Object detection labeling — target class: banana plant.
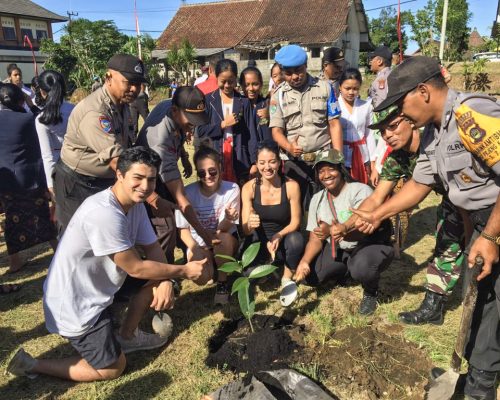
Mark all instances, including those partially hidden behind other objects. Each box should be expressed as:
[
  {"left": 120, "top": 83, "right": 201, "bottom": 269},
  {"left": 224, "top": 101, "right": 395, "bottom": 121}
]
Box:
[{"left": 217, "top": 242, "right": 277, "bottom": 332}]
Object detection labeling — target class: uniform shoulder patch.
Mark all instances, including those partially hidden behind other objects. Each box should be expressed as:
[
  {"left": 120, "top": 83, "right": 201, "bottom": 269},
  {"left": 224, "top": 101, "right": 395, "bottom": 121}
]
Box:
[
  {"left": 99, "top": 116, "right": 113, "bottom": 133},
  {"left": 455, "top": 103, "right": 500, "bottom": 168}
]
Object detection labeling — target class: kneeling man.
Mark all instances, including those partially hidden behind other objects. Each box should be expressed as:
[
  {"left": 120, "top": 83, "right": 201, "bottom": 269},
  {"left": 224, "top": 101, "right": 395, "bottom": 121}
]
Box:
[{"left": 7, "top": 147, "right": 208, "bottom": 382}]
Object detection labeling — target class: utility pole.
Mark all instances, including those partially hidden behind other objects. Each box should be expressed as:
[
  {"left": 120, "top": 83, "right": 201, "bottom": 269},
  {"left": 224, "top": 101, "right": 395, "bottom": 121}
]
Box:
[
  {"left": 438, "top": 0, "right": 449, "bottom": 61},
  {"left": 66, "top": 11, "right": 78, "bottom": 49}
]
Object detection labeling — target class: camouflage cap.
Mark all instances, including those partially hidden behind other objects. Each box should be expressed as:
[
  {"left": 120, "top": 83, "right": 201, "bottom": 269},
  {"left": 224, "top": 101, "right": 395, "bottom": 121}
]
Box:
[
  {"left": 368, "top": 105, "right": 400, "bottom": 130},
  {"left": 313, "top": 148, "right": 345, "bottom": 169}
]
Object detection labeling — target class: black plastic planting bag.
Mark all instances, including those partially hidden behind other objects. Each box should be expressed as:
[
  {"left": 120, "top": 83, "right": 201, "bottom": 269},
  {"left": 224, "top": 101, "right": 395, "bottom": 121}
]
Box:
[{"left": 208, "top": 369, "right": 337, "bottom": 400}]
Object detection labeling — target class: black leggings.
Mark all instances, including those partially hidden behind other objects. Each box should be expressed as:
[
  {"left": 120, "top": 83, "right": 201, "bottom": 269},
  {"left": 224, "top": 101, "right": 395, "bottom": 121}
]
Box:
[
  {"left": 244, "top": 231, "right": 305, "bottom": 274},
  {"left": 306, "top": 240, "right": 394, "bottom": 295}
]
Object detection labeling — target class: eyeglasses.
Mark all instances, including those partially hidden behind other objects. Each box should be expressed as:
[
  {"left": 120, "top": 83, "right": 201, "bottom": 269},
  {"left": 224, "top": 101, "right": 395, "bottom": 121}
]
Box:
[
  {"left": 382, "top": 118, "right": 404, "bottom": 133},
  {"left": 197, "top": 168, "right": 218, "bottom": 179}
]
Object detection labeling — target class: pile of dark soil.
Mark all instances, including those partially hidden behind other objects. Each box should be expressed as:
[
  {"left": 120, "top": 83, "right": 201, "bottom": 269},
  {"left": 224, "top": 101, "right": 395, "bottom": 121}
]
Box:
[
  {"left": 293, "top": 325, "right": 432, "bottom": 399},
  {"left": 206, "top": 314, "right": 302, "bottom": 374}
]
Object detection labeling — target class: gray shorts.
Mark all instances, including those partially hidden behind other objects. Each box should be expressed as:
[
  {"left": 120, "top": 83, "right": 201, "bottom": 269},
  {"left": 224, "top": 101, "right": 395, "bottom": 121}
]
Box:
[{"left": 66, "top": 309, "right": 121, "bottom": 370}]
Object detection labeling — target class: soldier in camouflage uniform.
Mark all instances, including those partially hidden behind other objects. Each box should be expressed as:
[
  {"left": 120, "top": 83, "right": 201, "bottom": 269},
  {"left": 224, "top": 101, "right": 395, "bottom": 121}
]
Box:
[{"left": 341, "top": 105, "right": 465, "bottom": 325}]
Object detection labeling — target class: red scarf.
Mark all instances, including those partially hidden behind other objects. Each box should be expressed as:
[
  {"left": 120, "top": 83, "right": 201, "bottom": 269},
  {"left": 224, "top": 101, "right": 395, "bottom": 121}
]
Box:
[
  {"left": 222, "top": 136, "right": 237, "bottom": 182},
  {"left": 346, "top": 137, "right": 368, "bottom": 183}
]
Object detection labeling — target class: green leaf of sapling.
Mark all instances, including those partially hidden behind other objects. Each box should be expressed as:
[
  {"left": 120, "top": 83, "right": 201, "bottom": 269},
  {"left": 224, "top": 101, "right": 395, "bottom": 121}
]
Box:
[
  {"left": 242, "top": 242, "right": 261, "bottom": 268},
  {"left": 248, "top": 264, "right": 278, "bottom": 279}
]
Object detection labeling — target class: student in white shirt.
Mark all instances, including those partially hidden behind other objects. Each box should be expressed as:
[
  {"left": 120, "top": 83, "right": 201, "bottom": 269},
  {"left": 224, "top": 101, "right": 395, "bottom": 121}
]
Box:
[
  {"left": 7, "top": 147, "right": 208, "bottom": 382},
  {"left": 176, "top": 144, "right": 240, "bottom": 304},
  {"left": 338, "top": 68, "right": 377, "bottom": 184},
  {"left": 35, "top": 70, "right": 75, "bottom": 198}
]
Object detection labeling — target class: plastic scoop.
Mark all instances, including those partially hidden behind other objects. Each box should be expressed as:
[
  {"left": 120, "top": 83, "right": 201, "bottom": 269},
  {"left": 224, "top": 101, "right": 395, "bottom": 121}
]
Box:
[{"left": 279, "top": 280, "right": 298, "bottom": 307}]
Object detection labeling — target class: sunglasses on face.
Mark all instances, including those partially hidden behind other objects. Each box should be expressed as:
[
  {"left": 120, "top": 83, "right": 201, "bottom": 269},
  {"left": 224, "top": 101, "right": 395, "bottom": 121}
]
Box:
[{"left": 197, "top": 168, "right": 218, "bottom": 179}]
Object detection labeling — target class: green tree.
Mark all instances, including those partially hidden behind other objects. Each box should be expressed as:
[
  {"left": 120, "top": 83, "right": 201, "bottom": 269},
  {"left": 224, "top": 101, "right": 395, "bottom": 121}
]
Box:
[
  {"left": 165, "top": 38, "right": 196, "bottom": 85},
  {"left": 41, "top": 19, "right": 128, "bottom": 89},
  {"left": 369, "top": 7, "right": 410, "bottom": 54},
  {"left": 434, "top": 0, "right": 471, "bottom": 60},
  {"left": 121, "top": 34, "right": 163, "bottom": 88},
  {"left": 407, "top": 0, "right": 439, "bottom": 57}
]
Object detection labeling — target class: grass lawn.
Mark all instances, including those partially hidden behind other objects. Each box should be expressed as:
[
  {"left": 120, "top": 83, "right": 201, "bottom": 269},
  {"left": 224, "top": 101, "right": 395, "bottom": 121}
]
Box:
[{"left": 0, "top": 143, "right": 470, "bottom": 399}]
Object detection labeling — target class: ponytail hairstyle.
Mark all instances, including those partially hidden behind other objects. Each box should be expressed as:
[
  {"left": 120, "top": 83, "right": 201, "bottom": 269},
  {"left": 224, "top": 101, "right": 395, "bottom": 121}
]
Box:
[
  {"left": 37, "top": 70, "right": 66, "bottom": 125},
  {"left": 0, "top": 83, "right": 26, "bottom": 113},
  {"left": 255, "top": 139, "right": 284, "bottom": 185}
]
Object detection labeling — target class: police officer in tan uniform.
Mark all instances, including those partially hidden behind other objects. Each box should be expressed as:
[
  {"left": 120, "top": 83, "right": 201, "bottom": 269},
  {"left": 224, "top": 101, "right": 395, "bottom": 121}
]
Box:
[
  {"left": 352, "top": 56, "right": 500, "bottom": 400},
  {"left": 269, "top": 44, "right": 343, "bottom": 208},
  {"left": 319, "top": 46, "right": 346, "bottom": 97},
  {"left": 54, "top": 54, "right": 146, "bottom": 233},
  {"left": 367, "top": 46, "right": 392, "bottom": 108}
]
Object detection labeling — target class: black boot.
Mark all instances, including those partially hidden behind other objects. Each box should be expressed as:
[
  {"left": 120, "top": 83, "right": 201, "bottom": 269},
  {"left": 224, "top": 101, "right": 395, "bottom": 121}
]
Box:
[
  {"left": 464, "top": 366, "right": 497, "bottom": 400},
  {"left": 398, "top": 290, "right": 445, "bottom": 325}
]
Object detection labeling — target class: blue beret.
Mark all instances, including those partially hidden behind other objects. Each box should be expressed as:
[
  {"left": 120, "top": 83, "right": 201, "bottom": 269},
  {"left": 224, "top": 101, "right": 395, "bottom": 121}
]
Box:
[{"left": 275, "top": 45, "right": 307, "bottom": 68}]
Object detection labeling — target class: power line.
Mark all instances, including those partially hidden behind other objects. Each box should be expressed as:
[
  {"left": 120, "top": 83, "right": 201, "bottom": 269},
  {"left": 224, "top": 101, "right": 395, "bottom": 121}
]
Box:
[{"left": 365, "top": 0, "right": 417, "bottom": 12}]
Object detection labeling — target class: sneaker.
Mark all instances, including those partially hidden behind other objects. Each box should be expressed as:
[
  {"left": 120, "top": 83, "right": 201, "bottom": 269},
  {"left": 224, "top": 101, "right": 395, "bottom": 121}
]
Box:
[
  {"left": 6, "top": 348, "right": 38, "bottom": 379},
  {"left": 213, "top": 282, "right": 230, "bottom": 305},
  {"left": 359, "top": 293, "right": 378, "bottom": 315},
  {"left": 116, "top": 328, "right": 169, "bottom": 354}
]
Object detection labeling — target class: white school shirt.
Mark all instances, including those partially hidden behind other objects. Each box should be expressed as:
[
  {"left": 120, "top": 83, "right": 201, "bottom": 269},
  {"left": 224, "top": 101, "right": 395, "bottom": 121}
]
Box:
[
  {"left": 43, "top": 189, "right": 157, "bottom": 337},
  {"left": 35, "top": 101, "right": 75, "bottom": 188},
  {"left": 339, "top": 96, "right": 377, "bottom": 168}
]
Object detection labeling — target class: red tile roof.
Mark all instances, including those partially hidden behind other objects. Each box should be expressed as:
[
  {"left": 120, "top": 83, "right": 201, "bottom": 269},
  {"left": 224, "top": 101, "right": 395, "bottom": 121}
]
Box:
[
  {"left": 157, "top": 0, "right": 268, "bottom": 50},
  {"left": 157, "top": 0, "right": 351, "bottom": 50}
]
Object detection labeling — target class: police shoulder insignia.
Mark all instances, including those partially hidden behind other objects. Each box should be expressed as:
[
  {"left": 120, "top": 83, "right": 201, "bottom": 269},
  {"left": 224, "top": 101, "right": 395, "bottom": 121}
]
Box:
[
  {"left": 99, "top": 116, "right": 112, "bottom": 133},
  {"left": 455, "top": 103, "right": 500, "bottom": 168}
]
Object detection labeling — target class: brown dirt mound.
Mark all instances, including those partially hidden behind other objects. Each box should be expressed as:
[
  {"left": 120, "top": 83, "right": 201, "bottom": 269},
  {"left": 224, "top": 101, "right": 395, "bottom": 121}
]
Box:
[
  {"left": 206, "top": 314, "right": 301, "bottom": 374},
  {"left": 294, "top": 326, "right": 432, "bottom": 399}
]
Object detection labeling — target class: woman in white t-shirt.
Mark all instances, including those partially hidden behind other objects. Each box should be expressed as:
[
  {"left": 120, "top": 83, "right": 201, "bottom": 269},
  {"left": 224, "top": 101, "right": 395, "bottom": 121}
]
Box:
[
  {"left": 338, "top": 68, "right": 377, "bottom": 184},
  {"left": 175, "top": 144, "right": 240, "bottom": 305}
]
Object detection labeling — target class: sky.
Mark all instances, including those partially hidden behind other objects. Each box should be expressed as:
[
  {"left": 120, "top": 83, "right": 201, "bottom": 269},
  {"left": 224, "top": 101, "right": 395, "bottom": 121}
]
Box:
[{"left": 35, "top": 0, "right": 498, "bottom": 52}]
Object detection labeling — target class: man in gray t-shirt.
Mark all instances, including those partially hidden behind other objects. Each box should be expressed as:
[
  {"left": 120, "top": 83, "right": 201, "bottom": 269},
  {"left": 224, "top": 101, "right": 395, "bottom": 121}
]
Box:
[{"left": 294, "top": 149, "right": 394, "bottom": 316}]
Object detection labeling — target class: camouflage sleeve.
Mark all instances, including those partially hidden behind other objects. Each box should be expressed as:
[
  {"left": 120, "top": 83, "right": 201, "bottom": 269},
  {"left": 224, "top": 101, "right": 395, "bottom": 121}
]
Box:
[{"left": 379, "top": 153, "right": 405, "bottom": 182}]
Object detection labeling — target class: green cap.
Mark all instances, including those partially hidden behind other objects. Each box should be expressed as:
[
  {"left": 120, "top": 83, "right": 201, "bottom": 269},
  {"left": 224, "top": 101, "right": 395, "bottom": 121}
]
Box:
[
  {"left": 368, "top": 105, "right": 399, "bottom": 130},
  {"left": 313, "top": 148, "right": 345, "bottom": 169}
]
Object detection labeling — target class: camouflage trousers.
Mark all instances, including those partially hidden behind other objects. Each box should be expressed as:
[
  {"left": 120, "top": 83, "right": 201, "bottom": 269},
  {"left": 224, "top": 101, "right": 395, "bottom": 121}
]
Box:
[{"left": 425, "top": 195, "right": 465, "bottom": 295}]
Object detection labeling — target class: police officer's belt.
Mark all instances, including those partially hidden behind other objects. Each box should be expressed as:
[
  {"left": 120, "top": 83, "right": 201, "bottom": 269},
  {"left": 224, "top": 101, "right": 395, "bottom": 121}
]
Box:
[{"left": 58, "top": 160, "right": 115, "bottom": 187}]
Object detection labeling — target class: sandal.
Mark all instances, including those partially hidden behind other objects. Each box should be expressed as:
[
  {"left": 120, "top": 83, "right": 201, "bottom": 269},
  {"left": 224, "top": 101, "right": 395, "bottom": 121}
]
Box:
[{"left": 0, "top": 283, "right": 22, "bottom": 294}]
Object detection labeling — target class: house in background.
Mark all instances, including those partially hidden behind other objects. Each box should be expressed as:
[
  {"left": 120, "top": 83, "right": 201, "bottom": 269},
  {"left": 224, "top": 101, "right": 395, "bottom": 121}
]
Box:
[
  {"left": 0, "top": 0, "right": 66, "bottom": 82},
  {"left": 154, "top": 0, "right": 371, "bottom": 81}
]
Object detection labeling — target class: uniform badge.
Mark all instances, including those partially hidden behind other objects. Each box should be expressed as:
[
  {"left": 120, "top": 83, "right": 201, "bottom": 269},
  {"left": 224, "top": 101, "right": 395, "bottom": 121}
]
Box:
[
  {"left": 99, "top": 116, "right": 112, "bottom": 133},
  {"left": 460, "top": 172, "right": 472, "bottom": 183},
  {"left": 378, "top": 79, "right": 386, "bottom": 90},
  {"left": 270, "top": 105, "right": 277, "bottom": 114}
]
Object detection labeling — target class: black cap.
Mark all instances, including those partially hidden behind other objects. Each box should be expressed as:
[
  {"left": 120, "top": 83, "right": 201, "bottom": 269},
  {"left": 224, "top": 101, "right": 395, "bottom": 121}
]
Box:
[
  {"left": 172, "top": 86, "right": 210, "bottom": 126},
  {"left": 107, "top": 53, "right": 148, "bottom": 83},
  {"left": 322, "top": 47, "right": 345, "bottom": 63},
  {"left": 374, "top": 56, "right": 442, "bottom": 112},
  {"left": 369, "top": 46, "right": 392, "bottom": 63}
]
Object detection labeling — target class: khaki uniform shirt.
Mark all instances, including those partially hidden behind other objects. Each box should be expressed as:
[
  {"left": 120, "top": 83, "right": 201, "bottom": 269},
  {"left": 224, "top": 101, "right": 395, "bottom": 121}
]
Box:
[
  {"left": 412, "top": 89, "right": 500, "bottom": 211},
  {"left": 368, "top": 67, "right": 391, "bottom": 108},
  {"left": 269, "top": 74, "right": 341, "bottom": 154},
  {"left": 61, "top": 87, "right": 134, "bottom": 179}
]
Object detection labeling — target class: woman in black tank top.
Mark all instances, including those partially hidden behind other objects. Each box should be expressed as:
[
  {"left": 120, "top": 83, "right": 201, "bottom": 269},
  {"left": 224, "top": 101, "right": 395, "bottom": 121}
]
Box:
[{"left": 241, "top": 140, "right": 305, "bottom": 297}]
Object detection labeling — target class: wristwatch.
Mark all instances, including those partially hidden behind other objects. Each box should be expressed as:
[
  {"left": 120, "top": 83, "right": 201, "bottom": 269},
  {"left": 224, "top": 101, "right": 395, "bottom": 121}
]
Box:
[{"left": 480, "top": 231, "right": 500, "bottom": 245}]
